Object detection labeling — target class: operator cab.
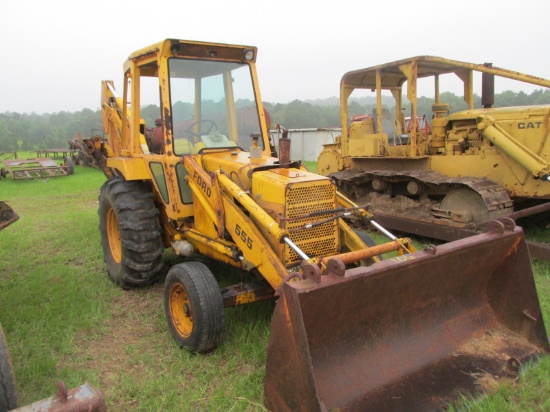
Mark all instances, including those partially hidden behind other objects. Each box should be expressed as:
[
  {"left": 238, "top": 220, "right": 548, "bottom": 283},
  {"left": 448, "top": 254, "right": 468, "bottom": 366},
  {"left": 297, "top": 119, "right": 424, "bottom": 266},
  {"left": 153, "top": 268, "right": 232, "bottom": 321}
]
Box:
[{"left": 168, "top": 59, "right": 263, "bottom": 155}]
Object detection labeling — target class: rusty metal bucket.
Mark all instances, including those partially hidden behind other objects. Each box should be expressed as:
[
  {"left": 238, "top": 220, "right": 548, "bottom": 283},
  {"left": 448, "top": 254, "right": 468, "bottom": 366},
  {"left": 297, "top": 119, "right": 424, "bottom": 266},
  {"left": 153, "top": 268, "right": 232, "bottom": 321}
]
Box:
[
  {"left": 0, "top": 201, "right": 19, "bottom": 231},
  {"left": 264, "top": 220, "right": 549, "bottom": 411},
  {"left": 12, "top": 382, "right": 107, "bottom": 412}
]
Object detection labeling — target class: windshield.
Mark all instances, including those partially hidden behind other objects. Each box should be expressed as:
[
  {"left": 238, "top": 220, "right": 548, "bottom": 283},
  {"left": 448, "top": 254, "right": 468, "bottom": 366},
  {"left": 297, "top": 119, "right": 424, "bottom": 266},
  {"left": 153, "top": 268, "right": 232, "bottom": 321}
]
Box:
[{"left": 169, "top": 58, "right": 262, "bottom": 155}]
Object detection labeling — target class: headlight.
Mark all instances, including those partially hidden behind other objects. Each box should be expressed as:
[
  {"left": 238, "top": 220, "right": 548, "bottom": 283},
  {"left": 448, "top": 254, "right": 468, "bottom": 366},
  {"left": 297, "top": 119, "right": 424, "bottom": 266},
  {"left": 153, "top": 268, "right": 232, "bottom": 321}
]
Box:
[{"left": 244, "top": 49, "right": 254, "bottom": 61}]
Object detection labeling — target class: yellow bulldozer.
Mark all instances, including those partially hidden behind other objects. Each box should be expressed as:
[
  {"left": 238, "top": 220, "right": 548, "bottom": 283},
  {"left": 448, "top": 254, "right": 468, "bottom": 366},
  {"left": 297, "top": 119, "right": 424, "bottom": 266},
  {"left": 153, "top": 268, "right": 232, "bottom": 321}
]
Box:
[
  {"left": 97, "top": 41, "right": 548, "bottom": 410},
  {"left": 318, "top": 56, "right": 550, "bottom": 258}
]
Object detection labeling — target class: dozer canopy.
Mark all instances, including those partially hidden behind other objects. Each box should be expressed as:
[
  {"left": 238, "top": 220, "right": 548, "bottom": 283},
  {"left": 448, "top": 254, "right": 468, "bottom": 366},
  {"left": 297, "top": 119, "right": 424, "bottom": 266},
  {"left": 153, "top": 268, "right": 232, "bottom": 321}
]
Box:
[{"left": 265, "top": 219, "right": 548, "bottom": 411}]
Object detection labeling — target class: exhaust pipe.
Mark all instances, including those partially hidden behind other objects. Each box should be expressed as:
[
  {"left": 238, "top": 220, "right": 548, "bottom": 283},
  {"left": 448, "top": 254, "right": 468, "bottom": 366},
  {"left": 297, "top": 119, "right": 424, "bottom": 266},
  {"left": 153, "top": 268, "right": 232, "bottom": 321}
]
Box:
[{"left": 276, "top": 125, "right": 291, "bottom": 167}]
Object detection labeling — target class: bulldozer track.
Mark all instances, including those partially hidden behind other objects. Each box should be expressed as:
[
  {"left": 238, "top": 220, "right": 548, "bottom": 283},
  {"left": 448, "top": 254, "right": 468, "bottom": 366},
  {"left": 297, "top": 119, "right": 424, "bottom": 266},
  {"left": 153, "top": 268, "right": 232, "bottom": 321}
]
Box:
[
  {"left": 330, "top": 169, "right": 550, "bottom": 260},
  {"left": 331, "top": 169, "right": 514, "bottom": 221}
]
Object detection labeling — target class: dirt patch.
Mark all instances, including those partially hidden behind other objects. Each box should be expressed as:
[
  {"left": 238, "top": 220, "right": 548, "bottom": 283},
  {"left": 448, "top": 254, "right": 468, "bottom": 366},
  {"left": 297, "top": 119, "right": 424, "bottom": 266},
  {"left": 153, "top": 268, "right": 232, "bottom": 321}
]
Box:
[
  {"left": 59, "top": 282, "right": 168, "bottom": 410},
  {"left": 358, "top": 192, "right": 437, "bottom": 221}
]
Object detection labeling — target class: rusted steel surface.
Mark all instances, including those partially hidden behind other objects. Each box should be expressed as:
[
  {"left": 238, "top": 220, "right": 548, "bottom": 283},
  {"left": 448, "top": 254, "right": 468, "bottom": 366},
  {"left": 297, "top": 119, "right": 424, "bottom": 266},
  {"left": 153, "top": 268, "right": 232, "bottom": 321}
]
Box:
[
  {"left": 0, "top": 201, "right": 19, "bottom": 231},
  {"left": 36, "top": 149, "right": 77, "bottom": 160},
  {"left": 331, "top": 169, "right": 513, "bottom": 214},
  {"left": 319, "top": 240, "right": 401, "bottom": 266},
  {"left": 507, "top": 201, "right": 550, "bottom": 220},
  {"left": 3, "top": 158, "right": 71, "bottom": 180},
  {"left": 374, "top": 209, "right": 550, "bottom": 261},
  {"left": 12, "top": 382, "right": 107, "bottom": 412},
  {"left": 265, "top": 222, "right": 549, "bottom": 411},
  {"left": 221, "top": 281, "right": 275, "bottom": 307},
  {"left": 373, "top": 212, "right": 464, "bottom": 241},
  {"left": 525, "top": 240, "right": 550, "bottom": 260},
  {"left": 70, "top": 134, "right": 104, "bottom": 168}
]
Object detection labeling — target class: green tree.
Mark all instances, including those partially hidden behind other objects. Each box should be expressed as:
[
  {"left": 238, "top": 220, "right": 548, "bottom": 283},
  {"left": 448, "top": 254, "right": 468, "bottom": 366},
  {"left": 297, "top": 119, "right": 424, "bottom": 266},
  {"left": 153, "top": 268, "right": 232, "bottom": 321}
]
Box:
[
  {"left": 0, "top": 118, "right": 17, "bottom": 151},
  {"left": 2, "top": 87, "right": 550, "bottom": 148}
]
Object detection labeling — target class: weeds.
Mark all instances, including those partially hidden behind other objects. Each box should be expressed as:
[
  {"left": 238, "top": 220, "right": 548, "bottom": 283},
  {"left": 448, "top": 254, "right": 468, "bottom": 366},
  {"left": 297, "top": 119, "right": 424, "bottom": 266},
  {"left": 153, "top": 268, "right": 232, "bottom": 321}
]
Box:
[{"left": 1, "top": 164, "right": 548, "bottom": 411}]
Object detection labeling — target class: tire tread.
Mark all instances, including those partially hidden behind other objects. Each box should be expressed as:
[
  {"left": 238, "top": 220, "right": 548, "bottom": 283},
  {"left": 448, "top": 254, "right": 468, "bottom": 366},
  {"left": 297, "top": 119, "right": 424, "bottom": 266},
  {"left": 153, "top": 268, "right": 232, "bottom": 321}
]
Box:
[{"left": 99, "top": 177, "right": 164, "bottom": 288}]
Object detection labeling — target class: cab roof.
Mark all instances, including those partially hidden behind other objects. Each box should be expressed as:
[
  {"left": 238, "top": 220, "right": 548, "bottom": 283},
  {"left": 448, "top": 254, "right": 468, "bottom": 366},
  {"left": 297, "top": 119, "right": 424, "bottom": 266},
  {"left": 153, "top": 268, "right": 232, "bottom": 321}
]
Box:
[{"left": 341, "top": 56, "right": 550, "bottom": 90}]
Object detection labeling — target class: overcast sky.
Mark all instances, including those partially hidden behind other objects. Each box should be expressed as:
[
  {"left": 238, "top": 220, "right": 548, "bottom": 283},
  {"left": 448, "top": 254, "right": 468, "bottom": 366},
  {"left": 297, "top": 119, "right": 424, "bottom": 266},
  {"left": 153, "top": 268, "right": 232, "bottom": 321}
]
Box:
[{"left": 1, "top": 0, "right": 549, "bottom": 114}]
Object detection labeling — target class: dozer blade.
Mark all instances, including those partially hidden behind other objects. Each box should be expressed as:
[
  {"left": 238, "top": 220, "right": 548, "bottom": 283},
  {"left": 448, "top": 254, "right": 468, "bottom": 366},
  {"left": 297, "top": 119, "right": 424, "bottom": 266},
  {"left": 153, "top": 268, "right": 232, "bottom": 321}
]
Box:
[{"left": 265, "top": 220, "right": 549, "bottom": 411}]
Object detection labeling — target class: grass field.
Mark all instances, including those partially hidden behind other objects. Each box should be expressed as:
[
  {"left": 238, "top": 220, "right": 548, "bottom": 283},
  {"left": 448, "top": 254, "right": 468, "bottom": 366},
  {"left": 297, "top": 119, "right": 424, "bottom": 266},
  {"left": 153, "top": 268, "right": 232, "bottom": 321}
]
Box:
[{"left": 1, "top": 161, "right": 549, "bottom": 411}]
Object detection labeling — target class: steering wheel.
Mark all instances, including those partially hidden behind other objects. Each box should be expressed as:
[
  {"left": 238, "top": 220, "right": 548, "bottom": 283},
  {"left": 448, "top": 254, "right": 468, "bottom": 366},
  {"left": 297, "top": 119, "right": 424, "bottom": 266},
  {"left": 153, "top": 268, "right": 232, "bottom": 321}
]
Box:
[{"left": 186, "top": 119, "right": 217, "bottom": 138}]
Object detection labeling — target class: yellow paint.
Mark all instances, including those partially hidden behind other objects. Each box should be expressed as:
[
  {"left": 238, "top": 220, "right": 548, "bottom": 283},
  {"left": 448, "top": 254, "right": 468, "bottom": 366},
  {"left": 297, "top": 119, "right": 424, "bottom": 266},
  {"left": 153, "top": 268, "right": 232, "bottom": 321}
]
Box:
[
  {"left": 106, "top": 157, "right": 150, "bottom": 180},
  {"left": 319, "top": 55, "right": 550, "bottom": 199}
]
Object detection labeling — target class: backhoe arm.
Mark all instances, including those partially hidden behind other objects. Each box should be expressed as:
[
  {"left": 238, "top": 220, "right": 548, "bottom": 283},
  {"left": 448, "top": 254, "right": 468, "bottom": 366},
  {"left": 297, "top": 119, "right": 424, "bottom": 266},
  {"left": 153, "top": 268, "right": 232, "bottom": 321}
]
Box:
[{"left": 101, "top": 81, "right": 123, "bottom": 158}]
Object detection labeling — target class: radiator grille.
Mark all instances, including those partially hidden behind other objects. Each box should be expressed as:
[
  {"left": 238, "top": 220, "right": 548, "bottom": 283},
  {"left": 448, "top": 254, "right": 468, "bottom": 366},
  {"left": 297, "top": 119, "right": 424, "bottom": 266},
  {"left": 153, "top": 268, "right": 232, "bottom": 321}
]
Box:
[{"left": 283, "top": 181, "right": 339, "bottom": 265}]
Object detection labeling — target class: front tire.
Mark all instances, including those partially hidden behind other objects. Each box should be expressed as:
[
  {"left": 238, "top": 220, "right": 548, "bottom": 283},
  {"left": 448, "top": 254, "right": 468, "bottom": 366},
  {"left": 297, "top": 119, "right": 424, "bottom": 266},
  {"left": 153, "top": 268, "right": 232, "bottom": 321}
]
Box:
[
  {"left": 164, "top": 262, "right": 225, "bottom": 352},
  {"left": 98, "top": 177, "right": 164, "bottom": 289},
  {"left": 354, "top": 229, "right": 383, "bottom": 265},
  {"left": 0, "top": 324, "right": 19, "bottom": 412}
]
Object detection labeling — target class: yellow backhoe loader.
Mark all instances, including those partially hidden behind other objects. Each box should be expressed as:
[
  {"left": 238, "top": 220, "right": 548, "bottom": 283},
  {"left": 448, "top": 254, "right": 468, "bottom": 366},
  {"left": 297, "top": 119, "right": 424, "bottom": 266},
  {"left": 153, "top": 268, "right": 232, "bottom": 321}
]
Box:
[{"left": 97, "top": 40, "right": 548, "bottom": 411}]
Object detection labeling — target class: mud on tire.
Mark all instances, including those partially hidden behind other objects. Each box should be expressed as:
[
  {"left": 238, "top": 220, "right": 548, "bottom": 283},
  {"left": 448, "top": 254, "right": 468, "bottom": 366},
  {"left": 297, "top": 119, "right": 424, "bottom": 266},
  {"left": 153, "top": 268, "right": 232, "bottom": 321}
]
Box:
[
  {"left": 99, "top": 177, "right": 164, "bottom": 289},
  {"left": 0, "top": 324, "right": 19, "bottom": 412}
]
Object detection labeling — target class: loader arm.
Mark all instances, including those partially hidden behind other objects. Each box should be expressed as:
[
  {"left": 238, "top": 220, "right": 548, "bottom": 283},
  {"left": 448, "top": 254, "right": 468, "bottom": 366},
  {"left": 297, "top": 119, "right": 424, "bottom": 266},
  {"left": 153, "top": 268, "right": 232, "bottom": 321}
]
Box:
[
  {"left": 182, "top": 154, "right": 290, "bottom": 290},
  {"left": 336, "top": 190, "right": 416, "bottom": 251},
  {"left": 183, "top": 155, "right": 225, "bottom": 239},
  {"left": 182, "top": 154, "right": 413, "bottom": 291},
  {"left": 220, "top": 193, "right": 290, "bottom": 290}
]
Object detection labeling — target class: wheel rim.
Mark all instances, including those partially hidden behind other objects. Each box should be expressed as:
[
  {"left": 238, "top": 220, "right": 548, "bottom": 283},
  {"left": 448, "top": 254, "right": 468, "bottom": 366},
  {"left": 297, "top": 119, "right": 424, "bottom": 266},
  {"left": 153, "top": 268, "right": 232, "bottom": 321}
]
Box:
[
  {"left": 169, "top": 283, "right": 193, "bottom": 338},
  {"left": 106, "top": 207, "right": 122, "bottom": 263}
]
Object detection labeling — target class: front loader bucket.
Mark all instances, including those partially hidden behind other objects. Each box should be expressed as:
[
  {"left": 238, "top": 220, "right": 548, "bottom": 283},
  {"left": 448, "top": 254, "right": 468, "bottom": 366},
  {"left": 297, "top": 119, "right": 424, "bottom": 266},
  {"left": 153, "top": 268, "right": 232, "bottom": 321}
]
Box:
[{"left": 264, "top": 221, "right": 549, "bottom": 411}]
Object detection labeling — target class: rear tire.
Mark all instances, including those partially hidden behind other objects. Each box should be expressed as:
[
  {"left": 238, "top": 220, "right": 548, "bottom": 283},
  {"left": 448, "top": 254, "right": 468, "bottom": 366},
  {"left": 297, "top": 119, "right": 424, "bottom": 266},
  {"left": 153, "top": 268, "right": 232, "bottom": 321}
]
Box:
[
  {"left": 98, "top": 177, "right": 164, "bottom": 289},
  {"left": 0, "top": 324, "right": 19, "bottom": 412},
  {"left": 164, "top": 262, "right": 224, "bottom": 352}
]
